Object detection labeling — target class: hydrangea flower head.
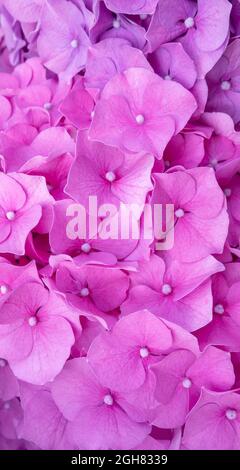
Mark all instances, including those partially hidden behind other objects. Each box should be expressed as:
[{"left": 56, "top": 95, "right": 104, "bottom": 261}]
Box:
[{"left": 0, "top": 0, "right": 239, "bottom": 451}]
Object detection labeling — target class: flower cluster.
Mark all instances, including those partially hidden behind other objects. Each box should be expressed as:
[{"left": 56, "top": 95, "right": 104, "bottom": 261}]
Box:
[{"left": 0, "top": 0, "right": 240, "bottom": 451}]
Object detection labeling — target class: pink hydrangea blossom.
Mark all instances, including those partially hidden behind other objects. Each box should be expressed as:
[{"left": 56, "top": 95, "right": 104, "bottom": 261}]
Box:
[
  {"left": 65, "top": 130, "right": 153, "bottom": 211},
  {"left": 0, "top": 280, "right": 78, "bottom": 384},
  {"left": 0, "top": 173, "right": 53, "bottom": 255},
  {"left": 88, "top": 310, "right": 198, "bottom": 392},
  {"left": 85, "top": 38, "right": 152, "bottom": 92},
  {"left": 121, "top": 254, "right": 224, "bottom": 331},
  {"left": 54, "top": 260, "right": 129, "bottom": 316},
  {"left": 37, "top": 0, "right": 90, "bottom": 82},
  {"left": 151, "top": 346, "right": 235, "bottom": 428},
  {"left": 149, "top": 42, "right": 197, "bottom": 90},
  {"left": 163, "top": 132, "right": 205, "bottom": 169},
  {"left": 151, "top": 167, "right": 229, "bottom": 261},
  {"left": 146, "top": 0, "right": 231, "bottom": 78},
  {"left": 197, "top": 263, "right": 240, "bottom": 351},
  {"left": 182, "top": 389, "right": 240, "bottom": 450},
  {"left": 90, "top": 2, "right": 147, "bottom": 50},
  {"left": 89, "top": 67, "right": 197, "bottom": 157},
  {"left": 51, "top": 357, "right": 151, "bottom": 450},
  {"left": 207, "top": 39, "right": 240, "bottom": 123},
  {"left": 0, "top": 0, "right": 240, "bottom": 451},
  {"left": 19, "top": 384, "right": 75, "bottom": 450}
]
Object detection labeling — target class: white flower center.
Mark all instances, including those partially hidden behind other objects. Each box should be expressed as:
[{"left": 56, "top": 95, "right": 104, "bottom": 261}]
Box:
[
  {"left": 226, "top": 409, "right": 237, "bottom": 420},
  {"left": 6, "top": 211, "right": 15, "bottom": 221},
  {"left": 184, "top": 17, "right": 194, "bottom": 28},
  {"left": 214, "top": 304, "right": 224, "bottom": 314},
  {"left": 135, "top": 114, "right": 145, "bottom": 125},
  {"left": 175, "top": 208, "right": 185, "bottom": 218},
  {"left": 0, "top": 285, "right": 8, "bottom": 295},
  {"left": 140, "top": 14, "right": 148, "bottom": 20},
  {"left": 28, "top": 316, "right": 37, "bottom": 327},
  {"left": 105, "top": 171, "right": 116, "bottom": 183},
  {"left": 221, "top": 80, "right": 231, "bottom": 91},
  {"left": 90, "top": 110, "right": 95, "bottom": 119},
  {"left": 0, "top": 359, "right": 6, "bottom": 367},
  {"left": 164, "top": 75, "right": 172, "bottom": 81},
  {"left": 140, "top": 347, "right": 149, "bottom": 358},
  {"left": 80, "top": 287, "right": 89, "bottom": 297},
  {"left": 182, "top": 377, "right": 192, "bottom": 389},
  {"left": 43, "top": 102, "right": 52, "bottom": 110},
  {"left": 162, "top": 283, "right": 172, "bottom": 295},
  {"left": 103, "top": 394, "right": 114, "bottom": 406},
  {"left": 210, "top": 158, "right": 218, "bottom": 168},
  {"left": 224, "top": 188, "right": 232, "bottom": 197},
  {"left": 81, "top": 243, "right": 91, "bottom": 253},
  {"left": 70, "top": 39, "right": 78, "bottom": 48},
  {"left": 113, "top": 19, "right": 120, "bottom": 29}
]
